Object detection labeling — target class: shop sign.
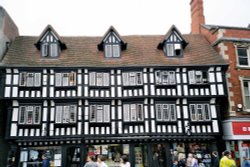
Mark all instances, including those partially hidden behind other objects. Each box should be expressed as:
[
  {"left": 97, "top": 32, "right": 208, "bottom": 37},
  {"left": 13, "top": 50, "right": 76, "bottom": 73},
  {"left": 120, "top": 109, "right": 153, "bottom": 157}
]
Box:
[{"left": 232, "top": 122, "right": 250, "bottom": 135}]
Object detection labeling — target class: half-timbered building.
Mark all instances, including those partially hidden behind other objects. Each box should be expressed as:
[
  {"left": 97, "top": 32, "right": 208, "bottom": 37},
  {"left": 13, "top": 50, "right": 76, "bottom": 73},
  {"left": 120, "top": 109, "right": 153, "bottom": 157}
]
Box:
[{"left": 0, "top": 21, "right": 228, "bottom": 167}]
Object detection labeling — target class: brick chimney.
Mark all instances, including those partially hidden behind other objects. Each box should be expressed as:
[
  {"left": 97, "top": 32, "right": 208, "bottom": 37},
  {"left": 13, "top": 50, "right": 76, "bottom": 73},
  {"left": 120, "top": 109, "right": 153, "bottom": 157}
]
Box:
[{"left": 190, "top": 0, "right": 205, "bottom": 34}]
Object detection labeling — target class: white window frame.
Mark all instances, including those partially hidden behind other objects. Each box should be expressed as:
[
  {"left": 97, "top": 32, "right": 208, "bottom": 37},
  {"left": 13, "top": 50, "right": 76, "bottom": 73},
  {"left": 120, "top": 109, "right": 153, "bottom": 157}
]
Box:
[
  {"left": 55, "top": 105, "right": 77, "bottom": 124},
  {"left": 189, "top": 104, "right": 211, "bottom": 121},
  {"left": 240, "top": 77, "right": 250, "bottom": 111},
  {"left": 123, "top": 104, "right": 144, "bottom": 122},
  {"left": 89, "top": 72, "right": 110, "bottom": 86},
  {"left": 164, "top": 33, "right": 183, "bottom": 57},
  {"left": 18, "top": 106, "right": 41, "bottom": 124},
  {"left": 155, "top": 70, "right": 176, "bottom": 85},
  {"left": 155, "top": 104, "right": 176, "bottom": 121},
  {"left": 122, "top": 72, "right": 143, "bottom": 86},
  {"left": 55, "top": 72, "right": 76, "bottom": 87},
  {"left": 19, "top": 72, "right": 41, "bottom": 87},
  {"left": 188, "top": 70, "right": 208, "bottom": 84},
  {"left": 89, "top": 104, "right": 110, "bottom": 123},
  {"left": 41, "top": 32, "right": 60, "bottom": 58},
  {"left": 237, "top": 47, "right": 250, "bottom": 67}
]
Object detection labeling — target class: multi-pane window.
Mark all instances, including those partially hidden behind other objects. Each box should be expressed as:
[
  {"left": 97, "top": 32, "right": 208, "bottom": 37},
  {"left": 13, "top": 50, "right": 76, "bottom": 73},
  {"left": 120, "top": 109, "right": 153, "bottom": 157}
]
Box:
[
  {"left": 18, "top": 106, "right": 41, "bottom": 124},
  {"left": 89, "top": 72, "right": 110, "bottom": 86},
  {"left": 123, "top": 104, "right": 144, "bottom": 122},
  {"left": 188, "top": 70, "right": 208, "bottom": 84},
  {"left": 122, "top": 72, "right": 143, "bottom": 86},
  {"left": 242, "top": 80, "right": 250, "bottom": 110},
  {"left": 104, "top": 32, "right": 121, "bottom": 58},
  {"left": 189, "top": 104, "right": 211, "bottom": 121},
  {"left": 89, "top": 104, "right": 110, "bottom": 123},
  {"left": 155, "top": 104, "right": 176, "bottom": 121},
  {"left": 163, "top": 32, "right": 183, "bottom": 57},
  {"left": 55, "top": 105, "right": 77, "bottom": 123},
  {"left": 41, "top": 32, "right": 60, "bottom": 57},
  {"left": 55, "top": 72, "right": 76, "bottom": 87},
  {"left": 155, "top": 70, "right": 176, "bottom": 85},
  {"left": 237, "top": 47, "right": 250, "bottom": 66},
  {"left": 19, "top": 72, "right": 41, "bottom": 87}
]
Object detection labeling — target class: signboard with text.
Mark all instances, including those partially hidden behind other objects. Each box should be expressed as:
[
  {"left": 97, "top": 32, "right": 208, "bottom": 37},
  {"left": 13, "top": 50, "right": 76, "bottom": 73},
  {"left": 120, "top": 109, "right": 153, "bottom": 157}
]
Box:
[{"left": 232, "top": 122, "right": 250, "bottom": 135}]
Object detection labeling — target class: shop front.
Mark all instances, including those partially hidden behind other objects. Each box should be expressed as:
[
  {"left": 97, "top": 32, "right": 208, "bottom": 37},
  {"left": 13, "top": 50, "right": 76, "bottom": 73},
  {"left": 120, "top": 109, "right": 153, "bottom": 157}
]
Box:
[
  {"left": 222, "top": 119, "right": 250, "bottom": 167},
  {"left": 12, "top": 139, "right": 219, "bottom": 167}
]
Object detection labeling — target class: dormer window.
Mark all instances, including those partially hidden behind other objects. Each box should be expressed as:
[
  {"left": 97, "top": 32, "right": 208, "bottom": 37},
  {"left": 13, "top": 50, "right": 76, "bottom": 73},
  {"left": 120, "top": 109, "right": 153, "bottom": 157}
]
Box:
[
  {"left": 158, "top": 25, "right": 188, "bottom": 57},
  {"left": 98, "top": 26, "right": 127, "bottom": 58},
  {"left": 35, "top": 25, "right": 66, "bottom": 58}
]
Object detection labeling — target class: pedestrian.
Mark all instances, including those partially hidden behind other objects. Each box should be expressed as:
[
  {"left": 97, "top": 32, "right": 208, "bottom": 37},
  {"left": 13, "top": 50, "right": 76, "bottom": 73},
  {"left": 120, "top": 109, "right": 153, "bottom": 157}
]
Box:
[
  {"left": 120, "top": 155, "right": 130, "bottom": 167},
  {"left": 84, "top": 156, "right": 98, "bottom": 167},
  {"left": 97, "top": 155, "right": 108, "bottom": 167},
  {"left": 186, "top": 153, "right": 198, "bottom": 167},
  {"left": 211, "top": 151, "right": 219, "bottom": 167},
  {"left": 42, "top": 154, "right": 50, "bottom": 167},
  {"left": 172, "top": 160, "right": 178, "bottom": 167},
  {"left": 219, "top": 150, "right": 236, "bottom": 167},
  {"left": 242, "top": 157, "right": 250, "bottom": 167}
]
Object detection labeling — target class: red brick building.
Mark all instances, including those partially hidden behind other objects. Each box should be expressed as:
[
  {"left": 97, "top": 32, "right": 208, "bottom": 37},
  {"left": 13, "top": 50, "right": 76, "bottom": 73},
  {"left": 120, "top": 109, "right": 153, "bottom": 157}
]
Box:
[{"left": 191, "top": 0, "right": 250, "bottom": 166}]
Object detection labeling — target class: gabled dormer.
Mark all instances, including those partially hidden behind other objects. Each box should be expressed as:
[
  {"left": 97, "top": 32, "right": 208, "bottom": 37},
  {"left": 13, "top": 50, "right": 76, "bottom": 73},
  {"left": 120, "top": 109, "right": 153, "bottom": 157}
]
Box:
[
  {"left": 34, "top": 25, "right": 66, "bottom": 58},
  {"left": 157, "top": 25, "right": 188, "bottom": 57},
  {"left": 98, "top": 26, "right": 127, "bottom": 58}
]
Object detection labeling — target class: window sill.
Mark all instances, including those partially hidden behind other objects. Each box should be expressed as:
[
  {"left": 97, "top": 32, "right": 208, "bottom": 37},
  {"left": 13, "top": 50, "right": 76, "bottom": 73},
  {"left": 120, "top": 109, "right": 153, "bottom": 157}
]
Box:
[
  {"left": 155, "top": 84, "right": 176, "bottom": 88},
  {"left": 123, "top": 121, "right": 144, "bottom": 125},
  {"left": 156, "top": 121, "right": 177, "bottom": 125},
  {"left": 54, "top": 123, "right": 77, "bottom": 127},
  {"left": 235, "top": 65, "right": 250, "bottom": 70},
  {"left": 19, "top": 86, "right": 42, "bottom": 90},
  {"left": 18, "top": 123, "right": 41, "bottom": 127},
  {"left": 55, "top": 86, "right": 77, "bottom": 89},
  {"left": 123, "top": 85, "right": 143, "bottom": 88},
  {"left": 190, "top": 121, "right": 212, "bottom": 125},
  {"left": 89, "top": 122, "right": 111, "bottom": 126},
  {"left": 188, "top": 83, "right": 210, "bottom": 88},
  {"left": 89, "top": 85, "right": 110, "bottom": 89}
]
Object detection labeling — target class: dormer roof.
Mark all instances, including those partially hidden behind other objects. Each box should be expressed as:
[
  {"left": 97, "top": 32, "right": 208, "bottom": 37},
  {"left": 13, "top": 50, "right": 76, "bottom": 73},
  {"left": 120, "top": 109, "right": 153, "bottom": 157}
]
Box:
[
  {"left": 34, "top": 25, "right": 67, "bottom": 50},
  {"left": 157, "top": 25, "right": 188, "bottom": 50},
  {"left": 97, "top": 26, "right": 127, "bottom": 51}
]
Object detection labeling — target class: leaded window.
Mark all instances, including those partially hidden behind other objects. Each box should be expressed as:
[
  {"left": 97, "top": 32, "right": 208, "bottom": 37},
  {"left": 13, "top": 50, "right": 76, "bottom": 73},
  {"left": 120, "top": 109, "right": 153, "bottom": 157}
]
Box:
[
  {"left": 163, "top": 32, "right": 183, "bottom": 57},
  {"left": 41, "top": 32, "right": 60, "bottom": 57},
  {"left": 55, "top": 72, "right": 76, "bottom": 87},
  {"left": 155, "top": 104, "right": 176, "bottom": 121},
  {"left": 55, "top": 105, "right": 77, "bottom": 123},
  {"left": 123, "top": 104, "right": 144, "bottom": 122},
  {"left": 122, "top": 72, "right": 143, "bottom": 86},
  {"left": 19, "top": 72, "right": 41, "bottom": 87},
  {"left": 188, "top": 70, "right": 208, "bottom": 84},
  {"left": 89, "top": 72, "right": 110, "bottom": 86},
  {"left": 89, "top": 104, "right": 110, "bottom": 123},
  {"left": 155, "top": 70, "right": 176, "bottom": 85},
  {"left": 189, "top": 104, "right": 211, "bottom": 121},
  {"left": 18, "top": 106, "right": 41, "bottom": 124},
  {"left": 104, "top": 32, "right": 121, "bottom": 58}
]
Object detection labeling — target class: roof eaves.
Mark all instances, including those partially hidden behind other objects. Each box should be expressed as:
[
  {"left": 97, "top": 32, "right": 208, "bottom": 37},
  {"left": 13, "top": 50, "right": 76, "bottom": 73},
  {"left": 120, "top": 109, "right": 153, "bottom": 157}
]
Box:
[{"left": 212, "top": 37, "right": 250, "bottom": 46}]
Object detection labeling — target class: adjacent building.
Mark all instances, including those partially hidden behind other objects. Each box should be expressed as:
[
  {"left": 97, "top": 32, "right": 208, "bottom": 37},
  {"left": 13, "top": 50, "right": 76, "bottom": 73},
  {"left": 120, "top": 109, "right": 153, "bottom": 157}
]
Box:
[{"left": 190, "top": 0, "right": 250, "bottom": 166}]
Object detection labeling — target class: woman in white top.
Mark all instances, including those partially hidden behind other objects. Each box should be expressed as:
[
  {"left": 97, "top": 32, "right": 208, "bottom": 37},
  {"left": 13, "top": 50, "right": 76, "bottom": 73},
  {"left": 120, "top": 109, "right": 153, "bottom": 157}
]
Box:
[
  {"left": 96, "top": 155, "right": 108, "bottom": 167},
  {"left": 120, "top": 155, "right": 130, "bottom": 167}
]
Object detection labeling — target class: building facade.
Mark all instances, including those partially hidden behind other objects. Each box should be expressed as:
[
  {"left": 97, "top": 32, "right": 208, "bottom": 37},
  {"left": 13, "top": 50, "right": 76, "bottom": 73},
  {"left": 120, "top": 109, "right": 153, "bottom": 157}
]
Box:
[
  {"left": 190, "top": 0, "right": 250, "bottom": 166},
  {"left": 1, "top": 20, "right": 229, "bottom": 167}
]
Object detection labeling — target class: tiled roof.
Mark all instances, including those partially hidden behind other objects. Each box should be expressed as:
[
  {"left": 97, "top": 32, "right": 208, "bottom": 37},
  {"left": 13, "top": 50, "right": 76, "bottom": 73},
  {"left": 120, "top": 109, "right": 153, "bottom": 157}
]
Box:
[{"left": 0, "top": 34, "right": 227, "bottom": 68}]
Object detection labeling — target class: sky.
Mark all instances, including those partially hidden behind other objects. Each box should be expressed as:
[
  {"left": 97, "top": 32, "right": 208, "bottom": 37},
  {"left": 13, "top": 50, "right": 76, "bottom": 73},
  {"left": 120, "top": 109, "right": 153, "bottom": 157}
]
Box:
[{"left": 1, "top": 0, "right": 250, "bottom": 36}]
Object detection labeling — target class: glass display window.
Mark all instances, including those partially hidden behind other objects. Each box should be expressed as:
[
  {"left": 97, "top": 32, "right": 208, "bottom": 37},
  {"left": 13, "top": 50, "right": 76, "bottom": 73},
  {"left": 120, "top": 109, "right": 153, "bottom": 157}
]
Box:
[
  {"left": 19, "top": 146, "right": 61, "bottom": 167},
  {"left": 152, "top": 143, "right": 167, "bottom": 167}
]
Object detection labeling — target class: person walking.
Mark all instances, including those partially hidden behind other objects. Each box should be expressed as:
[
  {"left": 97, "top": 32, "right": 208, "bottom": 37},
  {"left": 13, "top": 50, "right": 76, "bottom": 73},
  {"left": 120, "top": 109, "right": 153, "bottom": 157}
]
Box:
[
  {"left": 84, "top": 156, "right": 98, "bottom": 167},
  {"left": 120, "top": 155, "right": 130, "bottom": 167},
  {"left": 211, "top": 151, "right": 219, "bottom": 167},
  {"left": 97, "top": 155, "right": 108, "bottom": 167},
  {"left": 219, "top": 150, "right": 236, "bottom": 167}
]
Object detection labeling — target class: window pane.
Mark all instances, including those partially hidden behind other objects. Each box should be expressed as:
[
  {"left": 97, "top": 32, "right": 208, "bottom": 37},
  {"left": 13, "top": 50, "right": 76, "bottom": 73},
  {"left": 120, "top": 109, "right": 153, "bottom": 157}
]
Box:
[
  {"left": 155, "top": 71, "right": 161, "bottom": 84},
  {"left": 26, "top": 106, "right": 33, "bottom": 124},
  {"left": 169, "top": 71, "right": 176, "bottom": 84},
  {"left": 97, "top": 105, "right": 103, "bottom": 122},
  {"left": 42, "top": 44, "right": 49, "bottom": 57},
  {"left": 62, "top": 73, "right": 69, "bottom": 86},
  {"left": 34, "top": 73, "right": 41, "bottom": 86},
  {"left": 27, "top": 73, "right": 34, "bottom": 87},
  {"left": 123, "top": 104, "right": 130, "bottom": 121},
  {"left": 69, "top": 72, "right": 76, "bottom": 86},
  {"left": 203, "top": 104, "right": 210, "bottom": 120},
  {"left": 239, "top": 58, "right": 249, "bottom": 66},
  {"left": 105, "top": 45, "right": 112, "bottom": 58},
  {"left": 156, "top": 104, "right": 162, "bottom": 121},
  {"left": 63, "top": 106, "right": 70, "bottom": 123},
  {"left": 190, "top": 104, "right": 196, "bottom": 121},
  {"left": 96, "top": 73, "right": 103, "bottom": 86},
  {"left": 50, "top": 44, "right": 58, "bottom": 57},
  {"left": 189, "top": 71, "right": 195, "bottom": 84},
  {"left": 136, "top": 72, "right": 143, "bottom": 85},
  {"left": 103, "top": 105, "right": 110, "bottom": 122},
  {"left": 244, "top": 81, "right": 250, "bottom": 109},
  {"left": 19, "top": 72, "right": 26, "bottom": 86},
  {"left": 33, "top": 106, "right": 41, "bottom": 124},
  {"left": 130, "top": 104, "right": 137, "bottom": 121},
  {"left": 122, "top": 73, "right": 129, "bottom": 86},
  {"left": 137, "top": 104, "right": 144, "bottom": 121},
  {"left": 170, "top": 104, "right": 176, "bottom": 121},
  {"left": 197, "top": 104, "right": 203, "bottom": 120},
  {"left": 90, "top": 105, "right": 96, "bottom": 122},
  {"left": 70, "top": 105, "right": 77, "bottom": 123},
  {"left": 166, "top": 44, "right": 174, "bottom": 56},
  {"left": 162, "top": 104, "right": 169, "bottom": 121},
  {"left": 129, "top": 72, "right": 136, "bottom": 86},
  {"left": 55, "top": 73, "right": 62, "bottom": 86},
  {"left": 103, "top": 73, "right": 110, "bottom": 86},
  {"left": 56, "top": 106, "right": 63, "bottom": 123},
  {"left": 19, "top": 106, "right": 26, "bottom": 124},
  {"left": 238, "top": 48, "right": 249, "bottom": 66},
  {"left": 162, "top": 71, "right": 169, "bottom": 84},
  {"left": 89, "top": 72, "right": 96, "bottom": 86},
  {"left": 113, "top": 45, "right": 120, "bottom": 57}
]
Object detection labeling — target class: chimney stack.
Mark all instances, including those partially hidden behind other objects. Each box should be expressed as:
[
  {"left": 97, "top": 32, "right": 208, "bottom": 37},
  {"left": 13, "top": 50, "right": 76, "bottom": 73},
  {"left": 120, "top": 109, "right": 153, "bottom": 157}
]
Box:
[{"left": 190, "top": 0, "right": 205, "bottom": 34}]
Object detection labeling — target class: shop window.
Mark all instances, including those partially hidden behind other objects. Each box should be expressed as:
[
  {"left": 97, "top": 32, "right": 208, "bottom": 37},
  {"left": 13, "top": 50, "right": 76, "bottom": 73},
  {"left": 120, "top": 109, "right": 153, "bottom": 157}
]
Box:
[
  {"left": 152, "top": 144, "right": 167, "bottom": 167},
  {"left": 86, "top": 144, "right": 130, "bottom": 167},
  {"left": 155, "top": 103, "right": 176, "bottom": 121},
  {"left": 55, "top": 72, "right": 76, "bottom": 87},
  {"left": 19, "top": 147, "right": 62, "bottom": 167},
  {"left": 189, "top": 104, "right": 211, "bottom": 121},
  {"left": 123, "top": 103, "right": 144, "bottom": 122},
  {"left": 89, "top": 104, "right": 110, "bottom": 123},
  {"left": 19, "top": 72, "right": 41, "bottom": 87},
  {"left": 89, "top": 72, "right": 110, "bottom": 86},
  {"left": 155, "top": 70, "right": 176, "bottom": 85},
  {"left": 122, "top": 72, "right": 143, "bottom": 86},
  {"left": 55, "top": 105, "right": 77, "bottom": 124},
  {"left": 18, "top": 106, "right": 41, "bottom": 125}
]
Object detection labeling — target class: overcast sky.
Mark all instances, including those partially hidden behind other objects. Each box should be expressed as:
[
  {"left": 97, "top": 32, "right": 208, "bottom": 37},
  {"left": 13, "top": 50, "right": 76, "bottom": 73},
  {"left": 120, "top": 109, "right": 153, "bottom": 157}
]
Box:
[{"left": 1, "top": 0, "right": 250, "bottom": 36}]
